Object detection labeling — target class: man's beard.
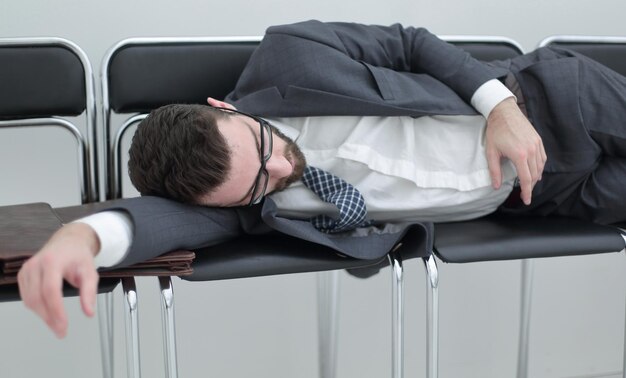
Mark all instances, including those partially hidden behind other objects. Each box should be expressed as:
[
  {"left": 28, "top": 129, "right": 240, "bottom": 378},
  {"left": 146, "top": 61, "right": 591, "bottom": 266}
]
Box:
[{"left": 270, "top": 125, "right": 307, "bottom": 193}]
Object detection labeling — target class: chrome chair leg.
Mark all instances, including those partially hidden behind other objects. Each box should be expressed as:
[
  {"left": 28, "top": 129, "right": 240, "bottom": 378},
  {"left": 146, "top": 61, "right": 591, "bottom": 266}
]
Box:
[
  {"left": 123, "top": 277, "right": 141, "bottom": 378},
  {"left": 389, "top": 251, "right": 404, "bottom": 378},
  {"left": 159, "top": 276, "right": 178, "bottom": 378},
  {"left": 517, "top": 259, "right": 534, "bottom": 378},
  {"left": 423, "top": 255, "right": 439, "bottom": 378},
  {"left": 98, "top": 292, "right": 114, "bottom": 378},
  {"left": 317, "top": 270, "right": 340, "bottom": 378}
]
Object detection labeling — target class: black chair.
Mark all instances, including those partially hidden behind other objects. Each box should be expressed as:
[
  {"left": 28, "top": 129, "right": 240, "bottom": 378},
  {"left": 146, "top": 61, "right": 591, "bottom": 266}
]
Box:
[
  {"left": 423, "top": 36, "right": 626, "bottom": 378},
  {"left": 0, "top": 37, "right": 119, "bottom": 378},
  {"left": 101, "top": 36, "right": 395, "bottom": 378},
  {"left": 534, "top": 35, "right": 626, "bottom": 378},
  {"left": 0, "top": 37, "right": 97, "bottom": 202},
  {"left": 539, "top": 35, "right": 626, "bottom": 75},
  {"left": 433, "top": 216, "right": 625, "bottom": 378}
]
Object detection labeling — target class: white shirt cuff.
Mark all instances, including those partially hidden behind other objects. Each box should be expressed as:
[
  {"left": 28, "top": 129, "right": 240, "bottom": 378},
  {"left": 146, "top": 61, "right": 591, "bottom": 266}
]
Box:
[
  {"left": 73, "top": 211, "right": 133, "bottom": 268},
  {"left": 471, "top": 79, "right": 516, "bottom": 118}
]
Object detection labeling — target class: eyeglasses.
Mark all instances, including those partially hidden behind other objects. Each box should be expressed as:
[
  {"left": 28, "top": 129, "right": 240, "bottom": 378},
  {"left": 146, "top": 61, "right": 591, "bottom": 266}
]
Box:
[{"left": 210, "top": 106, "right": 273, "bottom": 206}]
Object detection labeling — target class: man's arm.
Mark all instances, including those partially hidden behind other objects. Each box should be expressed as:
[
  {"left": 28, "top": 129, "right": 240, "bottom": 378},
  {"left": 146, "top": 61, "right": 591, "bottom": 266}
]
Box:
[
  {"left": 19, "top": 196, "right": 244, "bottom": 337},
  {"left": 236, "top": 20, "right": 509, "bottom": 107},
  {"left": 106, "top": 196, "right": 243, "bottom": 266},
  {"left": 251, "top": 20, "right": 545, "bottom": 203}
]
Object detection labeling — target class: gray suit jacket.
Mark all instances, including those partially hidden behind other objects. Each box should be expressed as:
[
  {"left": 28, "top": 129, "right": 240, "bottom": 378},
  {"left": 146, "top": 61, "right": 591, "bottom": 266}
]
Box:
[
  {"left": 107, "top": 21, "right": 520, "bottom": 268},
  {"left": 228, "top": 21, "right": 607, "bottom": 215},
  {"left": 227, "top": 20, "right": 509, "bottom": 117}
]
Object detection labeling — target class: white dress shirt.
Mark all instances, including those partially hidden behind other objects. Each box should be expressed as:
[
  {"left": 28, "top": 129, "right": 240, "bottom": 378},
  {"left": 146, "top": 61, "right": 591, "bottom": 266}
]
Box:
[
  {"left": 269, "top": 114, "right": 516, "bottom": 223},
  {"left": 77, "top": 79, "right": 517, "bottom": 268}
]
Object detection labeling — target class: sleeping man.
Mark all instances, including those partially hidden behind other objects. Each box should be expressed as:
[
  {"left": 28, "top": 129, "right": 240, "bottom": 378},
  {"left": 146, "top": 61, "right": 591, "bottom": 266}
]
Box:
[{"left": 18, "top": 20, "right": 626, "bottom": 337}]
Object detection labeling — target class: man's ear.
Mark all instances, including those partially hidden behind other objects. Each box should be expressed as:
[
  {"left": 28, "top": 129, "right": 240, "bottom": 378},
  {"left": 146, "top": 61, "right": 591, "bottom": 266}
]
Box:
[{"left": 207, "top": 97, "right": 237, "bottom": 110}]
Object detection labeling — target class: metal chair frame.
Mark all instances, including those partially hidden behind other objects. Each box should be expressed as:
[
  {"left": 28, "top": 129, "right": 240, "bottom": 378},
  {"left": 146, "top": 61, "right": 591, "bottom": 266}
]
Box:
[
  {"left": 0, "top": 37, "right": 98, "bottom": 203},
  {"left": 540, "top": 35, "right": 626, "bottom": 47},
  {"left": 101, "top": 36, "right": 342, "bottom": 378},
  {"left": 402, "top": 35, "right": 525, "bottom": 378},
  {"left": 102, "top": 36, "right": 261, "bottom": 378},
  {"left": 102, "top": 34, "right": 392, "bottom": 378},
  {"left": 538, "top": 35, "right": 626, "bottom": 77},
  {"left": 0, "top": 37, "right": 115, "bottom": 378},
  {"left": 385, "top": 35, "right": 626, "bottom": 378}
]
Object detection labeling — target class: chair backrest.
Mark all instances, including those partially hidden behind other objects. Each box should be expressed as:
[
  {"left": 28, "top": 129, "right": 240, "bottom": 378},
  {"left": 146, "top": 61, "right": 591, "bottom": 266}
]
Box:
[
  {"left": 0, "top": 38, "right": 98, "bottom": 203},
  {"left": 102, "top": 37, "right": 262, "bottom": 199},
  {"left": 102, "top": 35, "right": 523, "bottom": 200},
  {"left": 443, "top": 35, "right": 524, "bottom": 60},
  {"left": 539, "top": 36, "right": 626, "bottom": 77}
]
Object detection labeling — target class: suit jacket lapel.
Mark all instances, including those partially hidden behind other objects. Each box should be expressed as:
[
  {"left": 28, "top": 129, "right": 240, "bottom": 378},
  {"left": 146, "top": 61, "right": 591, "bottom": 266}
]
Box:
[{"left": 258, "top": 198, "right": 433, "bottom": 260}]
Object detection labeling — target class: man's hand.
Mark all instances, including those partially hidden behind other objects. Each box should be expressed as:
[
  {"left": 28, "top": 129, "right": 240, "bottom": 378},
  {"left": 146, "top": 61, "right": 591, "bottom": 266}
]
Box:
[
  {"left": 17, "top": 222, "right": 100, "bottom": 338},
  {"left": 486, "top": 97, "right": 547, "bottom": 205}
]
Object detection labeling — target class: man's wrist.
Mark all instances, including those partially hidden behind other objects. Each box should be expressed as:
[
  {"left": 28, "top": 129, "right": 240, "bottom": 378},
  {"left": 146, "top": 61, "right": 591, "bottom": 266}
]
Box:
[
  {"left": 61, "top": 222, "right": 101, "bottom": 257},
  {"left": 487, "top": 97, "right": 519, "bottom": 123}
]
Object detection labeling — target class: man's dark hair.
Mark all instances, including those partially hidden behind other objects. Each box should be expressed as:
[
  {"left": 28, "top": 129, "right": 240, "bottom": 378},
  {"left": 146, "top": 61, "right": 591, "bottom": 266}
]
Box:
[{"left": 128, "top": 104, "right": 230, "bottom": 204}]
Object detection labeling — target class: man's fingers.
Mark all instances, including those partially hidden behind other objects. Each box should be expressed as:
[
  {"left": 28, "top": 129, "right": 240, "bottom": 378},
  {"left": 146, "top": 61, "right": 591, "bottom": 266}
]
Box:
[
  {"left": 527, "top": 132, "right": 545, "bottom": 183},
  {"left": 18, "top": 260, "right": 48, "bottom": 323},
  {"left": 534, "top": 155, "right": 543, "bottom": 182},
  {"left": 71, "top": 265, "right": 99, "bottom": 317},
  {"left": 40, "top": 263, "right": 68, "bottom": 338},
  {"left": 18, "top": 259, "right": 67, "bottom": 338},
  {"left": 515, "top": 161, "right": 533, "bottom": 205},
  {"left": 17, "top": 222, "right": 102, "bottom": 338},
  {"left": 528, "top": 152, "right": 539, "bottom": 186},
  {"left": 539, "top": 141, "right": 548, "bottom": 180},
  {"left": 528, "top": 138, "right": 546, "bottom": 190},
  {"left": 486, "top": 148, "right": 502, "bottom": 189},
  {"left": 485, "top": 96, "right": 547, "bottom": 205}
]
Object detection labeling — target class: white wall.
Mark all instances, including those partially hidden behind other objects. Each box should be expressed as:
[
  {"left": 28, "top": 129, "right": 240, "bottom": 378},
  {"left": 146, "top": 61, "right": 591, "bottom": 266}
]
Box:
[{"left": 1, "top": 1, "right": 625, "bottom": 377}]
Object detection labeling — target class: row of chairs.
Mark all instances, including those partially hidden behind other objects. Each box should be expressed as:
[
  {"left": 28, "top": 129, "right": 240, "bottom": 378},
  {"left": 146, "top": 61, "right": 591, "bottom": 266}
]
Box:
[{"left": 1, "top": 34, "right": 626, "bottom": 378}]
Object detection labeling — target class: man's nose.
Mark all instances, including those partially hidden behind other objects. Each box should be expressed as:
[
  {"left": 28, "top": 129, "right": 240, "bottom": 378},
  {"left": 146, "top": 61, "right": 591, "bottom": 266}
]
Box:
[{"left": 265, "top": 154, "right": 292, "bottom": 180}]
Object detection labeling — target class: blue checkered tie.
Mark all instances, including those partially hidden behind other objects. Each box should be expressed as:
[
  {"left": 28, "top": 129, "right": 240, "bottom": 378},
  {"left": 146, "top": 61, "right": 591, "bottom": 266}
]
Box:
[{"left": 301, "top": 165, "right": 369, "bottom": 233}]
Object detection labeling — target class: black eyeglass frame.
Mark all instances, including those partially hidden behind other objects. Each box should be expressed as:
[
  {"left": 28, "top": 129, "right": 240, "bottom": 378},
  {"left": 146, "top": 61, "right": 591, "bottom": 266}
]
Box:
[{"left": 210, "top": 106, "right": 273, "bottom": 206}]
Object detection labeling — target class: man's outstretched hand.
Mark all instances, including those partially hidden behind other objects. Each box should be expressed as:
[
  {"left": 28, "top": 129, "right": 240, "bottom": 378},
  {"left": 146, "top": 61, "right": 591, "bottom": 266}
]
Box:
[
  {"left": 17, "top": 223, "right": 100, "bottom": 338},
  {"left": 486, "top": 97, "right": 547, "bottom": 205}
]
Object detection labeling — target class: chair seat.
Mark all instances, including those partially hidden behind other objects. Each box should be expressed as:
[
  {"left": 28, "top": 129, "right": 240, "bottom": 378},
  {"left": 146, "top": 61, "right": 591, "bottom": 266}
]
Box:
[
  {"left": 434, "top": 215, "right": 626, "bottom": 263},
  {"left": 184, "top": 234, "right": 386, "bottom": 281}
]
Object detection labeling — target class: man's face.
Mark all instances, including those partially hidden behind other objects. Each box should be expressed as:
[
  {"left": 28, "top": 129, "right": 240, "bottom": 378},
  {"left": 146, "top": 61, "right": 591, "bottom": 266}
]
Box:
[{"left": 197, "top": 113, "right": 306, "bottom": 207}]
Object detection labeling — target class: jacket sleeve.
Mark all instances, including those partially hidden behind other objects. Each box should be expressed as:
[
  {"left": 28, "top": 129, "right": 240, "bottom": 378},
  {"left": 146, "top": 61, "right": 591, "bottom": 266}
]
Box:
[
  {"left": 102, "top": 196, "right": 244, "bottom": 267},
  {"left": 237, "top": 20, "right": 505, "bottom": 105}
]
